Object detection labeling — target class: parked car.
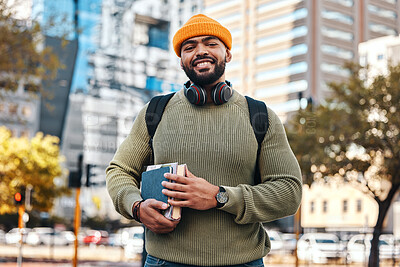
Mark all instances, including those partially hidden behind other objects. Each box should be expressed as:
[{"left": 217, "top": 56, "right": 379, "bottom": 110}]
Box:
[
  {"left": 83, "top": 230, "right": 109, "bottom": 245},
  {"left": 0, "top": 229, "right": 5, "bottom": 244},
  {"left": 297, "top": 233, "right": 345, "bottom": 264},
  {"left": 266, "top": 230, "right": 284, "bottom": 254},
  {"left": 124, "top": 229, "right": 144, "bottom": 259},
  {"left": 26, "top": 227, "right": 53, "bottom": 246},
  {"left": 346, "top": 234, "right": 400, "bottom": 263},
  {"left": 281, "top": 233, "right": 298, "bottom": 255},
  {"left": 5, "top": 228, "right": 31, "bottom": 244}
]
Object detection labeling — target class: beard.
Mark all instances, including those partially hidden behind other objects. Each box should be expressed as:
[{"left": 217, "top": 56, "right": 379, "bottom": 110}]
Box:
[{"left": 182, "top": 56, "right": 226, "bottom": 86}]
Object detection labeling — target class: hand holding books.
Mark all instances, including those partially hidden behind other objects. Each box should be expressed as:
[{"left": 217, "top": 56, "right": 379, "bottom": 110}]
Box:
[{"left": 162, "top": 169, "right": 220, "bottom": 211}]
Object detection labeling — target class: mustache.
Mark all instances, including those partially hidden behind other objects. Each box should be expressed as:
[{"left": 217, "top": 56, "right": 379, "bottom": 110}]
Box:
[{"left": 192, "top": 56, "right": 216, "bottom": 66}]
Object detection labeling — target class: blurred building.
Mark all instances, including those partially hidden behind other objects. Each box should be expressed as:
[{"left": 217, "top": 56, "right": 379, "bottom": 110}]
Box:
[
  {"left": 59, "top": 0, "right": 202, "bottom": 220},
  {"left": 302, "top": 183, "right": 379, "bottom": 232},
  {"left": 204, "top": 0, "right": 400, "bottom": 121},
  {"left": 0, "top": 82, "right": 41, "bottom": 138},
  {"left": 359, "top": 34, "right": 400, "bottom": 77}
]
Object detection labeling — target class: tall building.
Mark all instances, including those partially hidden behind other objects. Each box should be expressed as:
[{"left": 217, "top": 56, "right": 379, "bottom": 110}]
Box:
[
  {"left": 59, "top": 0, "right": 202, "bottom": 220},
  {"left": 204, "top": 0, "right": 400, "bottom": 121}
]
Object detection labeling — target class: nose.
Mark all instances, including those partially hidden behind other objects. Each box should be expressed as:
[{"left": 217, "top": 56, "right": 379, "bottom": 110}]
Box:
[{"left": 195, "top": 43, "right": 208, "bottom": 57}]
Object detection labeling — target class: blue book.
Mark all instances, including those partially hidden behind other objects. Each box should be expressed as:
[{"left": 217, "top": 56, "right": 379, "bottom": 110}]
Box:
[{"left": 141, "top": 166, "right": 172, "bottom": 204}]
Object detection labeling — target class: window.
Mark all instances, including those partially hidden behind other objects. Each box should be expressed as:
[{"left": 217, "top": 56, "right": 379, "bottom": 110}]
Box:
[
  {"left": 254, "top": 80, "right": 308, "bottom": 99},
  {"left": 322, "top": 27, "right": 353, "bottom": 41},
  {"left": 357, "top": 199, "right": 362, "bottom": 212},
  {"left": 321, "top": 44, "right": 354, "bottom": 60},
  {"left": 22, "top": 106, "right": 32, "bottom": 118},
  {"left": 368, "top": 4, "right": 397, "bottom": 20},
  {"left": 257, "top": 8, "right": 308, "bottom": 30},
  {"left": 256, "top": 62, "right": 308, "bottom": 82},
  {"left": 343, "top": 200, "right": 348, "bottom": 213},
  {"left": 322, "top": 200, "right": 328, "bottom": 213},
  {"left": 322, "top": 9, "right": 353, "bottom": 25},
  {"left": 257, "top": 0, "right": 303, "bottom": 13},
  {"left": 325, "top": 0, "right": 353, "bottom": 7},
  {"left": 310, "top": 201, "right": 315, "bottom": 213},
  {"left": 377, "top": 54, "right": 384, "bottom": 60},
  {"left": 256, "top": 26, "right": 308, "bottom": 48},
  {"left": 9, "top": 103, "right": 18, "bottom": 115},
  {"left": 256, "top": 44, "right": 308, "bottom": 64},
  {"left": 369, "top": 23, "right": 397, "bottom": 35},
  {"left": 321, "top": 63, "right": 351, "bottom": 77}
]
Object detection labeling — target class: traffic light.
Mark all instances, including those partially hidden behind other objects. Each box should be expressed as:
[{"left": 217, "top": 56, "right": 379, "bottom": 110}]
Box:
[
  {"left": 14, "top": 192, "right": 24, "bottom": 205},
  {"left": 69, "top": 154, "right": 83, "bottom": 188}
]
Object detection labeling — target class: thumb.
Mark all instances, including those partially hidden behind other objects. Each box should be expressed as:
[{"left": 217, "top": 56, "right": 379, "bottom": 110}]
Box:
[{"left": 149, "top": 199, "right": 169, "bottom": 210}]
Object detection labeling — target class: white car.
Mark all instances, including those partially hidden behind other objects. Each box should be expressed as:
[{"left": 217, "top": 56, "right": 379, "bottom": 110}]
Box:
[
  {"left": 346, "top": 234, "right": 400, "bottom": 263},
  {"left": 124, "top": 231, "right": 144, "bottom": 259},
  {"left": 297, "top": 233, "right": 345, "bottom": 263},
  {"left": 5, "top": 228, "right": 31, "bottom": 244},
  {"left": 266, "top": 230, "right": 284, "bottom": 254},
  {"left": 26, "top": 227, "right": 53, "bottom": 246}
]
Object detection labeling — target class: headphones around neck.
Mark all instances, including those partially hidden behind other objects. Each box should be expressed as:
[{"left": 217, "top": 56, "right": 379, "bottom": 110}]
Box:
[{"left": 184, "top": 80, "right": 233, "bottom": 106}]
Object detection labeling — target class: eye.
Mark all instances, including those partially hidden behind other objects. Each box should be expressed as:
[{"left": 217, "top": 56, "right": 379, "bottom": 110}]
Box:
[
  {"left": 183, "top": 46, "right": 194, "bottom": 51},
  {"left": 208, "top": 43, "right": 218, "bottom": 46}
]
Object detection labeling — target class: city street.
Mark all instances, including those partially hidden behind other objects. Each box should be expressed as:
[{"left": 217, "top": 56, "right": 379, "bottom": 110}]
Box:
[{"left": 0, "top": 244, "right": 398, "bottom": 267}]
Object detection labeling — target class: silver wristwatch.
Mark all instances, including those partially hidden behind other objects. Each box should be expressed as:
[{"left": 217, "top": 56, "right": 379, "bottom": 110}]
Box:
[{"left": 215, "top": 186, "right": 228, "bottom": 208}]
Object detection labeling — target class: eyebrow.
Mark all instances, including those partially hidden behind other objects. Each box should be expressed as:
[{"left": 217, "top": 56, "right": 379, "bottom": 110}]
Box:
[{"left": 181, "top": 36, "right": 220, "bottom": 48}]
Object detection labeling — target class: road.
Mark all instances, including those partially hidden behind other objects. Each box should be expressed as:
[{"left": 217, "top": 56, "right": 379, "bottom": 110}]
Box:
[{"left": 0, "top": 244, "right": 398, "bottom": 267}]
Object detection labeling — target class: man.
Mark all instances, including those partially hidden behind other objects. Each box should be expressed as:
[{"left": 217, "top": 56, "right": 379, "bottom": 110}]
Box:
[{"left": 106, "top": 14, "right": 302, "bottom": 266}]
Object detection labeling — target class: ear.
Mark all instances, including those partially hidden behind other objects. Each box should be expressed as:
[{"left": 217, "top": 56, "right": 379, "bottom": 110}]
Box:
[
  {"left": 180, "top": 59, "right": 184, "bottom": 69},
  {"left": 225, "top": 49, "right": 232, "bottom": 63}
]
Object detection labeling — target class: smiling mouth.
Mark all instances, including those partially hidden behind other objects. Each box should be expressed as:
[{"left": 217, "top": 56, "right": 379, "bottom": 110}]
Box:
[{"left": 192, "top": 58, "right": 215, "bottom": 67}]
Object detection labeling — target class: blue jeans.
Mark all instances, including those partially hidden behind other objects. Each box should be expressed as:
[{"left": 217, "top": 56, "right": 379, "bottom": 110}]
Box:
[{"left": 144, "top": 254, "right": 264, "bottom": 267}]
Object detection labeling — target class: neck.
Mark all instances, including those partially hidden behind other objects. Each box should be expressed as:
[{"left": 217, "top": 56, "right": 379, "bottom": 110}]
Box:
[{"left": 202, "top": 76, "right": 226, "bottom": 104}]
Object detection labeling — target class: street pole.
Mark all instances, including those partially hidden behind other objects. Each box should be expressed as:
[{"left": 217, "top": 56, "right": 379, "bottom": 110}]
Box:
[
  {"left": 17, "top": 205, "right": 25, "bottom": 267},
  {"left": 294, "top": 205, "right": 301, "bottom": 267},
  {"left": 73, "top": 187, "right": 81, "bottom": 267}
]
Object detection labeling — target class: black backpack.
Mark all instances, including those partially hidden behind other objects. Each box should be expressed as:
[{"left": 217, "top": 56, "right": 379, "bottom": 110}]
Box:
[{"left": 145, "top": 93, "right": 269, "bottom": 185}]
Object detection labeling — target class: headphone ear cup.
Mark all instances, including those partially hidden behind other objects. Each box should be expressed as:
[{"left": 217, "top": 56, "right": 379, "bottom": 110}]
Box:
[
  {"left": 185, "top": 83, "right": 207, "bottom": 106},
  {"left": 212, "top": 82, "right": 233, "bottom": 105}
]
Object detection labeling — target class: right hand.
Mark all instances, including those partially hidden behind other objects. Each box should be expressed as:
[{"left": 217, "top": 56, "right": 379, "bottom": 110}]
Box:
[{"left": 138, "top": 199, "right": 180, "bottom": 234}]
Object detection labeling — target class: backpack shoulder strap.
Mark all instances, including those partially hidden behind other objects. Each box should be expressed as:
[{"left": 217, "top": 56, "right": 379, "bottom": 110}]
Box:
[
  {"left": 245, "top": 96, "right": 269, "bottom": 185},
  {"left": 145, "top": 93, "right": 175, "bottom": 163}
]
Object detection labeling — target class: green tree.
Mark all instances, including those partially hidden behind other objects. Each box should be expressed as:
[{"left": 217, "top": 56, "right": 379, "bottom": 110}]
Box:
[
  {"left": 0, "top": 0, "right": 65, "bottom": 92},
  {"left": 287, "top": 62, "right": 400, "bottom": 267},
  {"left": 0, "top": 126, "right": 69, "bottom": 214}
]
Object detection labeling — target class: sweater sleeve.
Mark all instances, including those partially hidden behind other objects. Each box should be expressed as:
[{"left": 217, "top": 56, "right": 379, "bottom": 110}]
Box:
[
  {"left": 106, "top": 105, "right": 151, "bottom": 219},
  {"left": 220, "top": 107, "right": 303, "bottom": 224}
]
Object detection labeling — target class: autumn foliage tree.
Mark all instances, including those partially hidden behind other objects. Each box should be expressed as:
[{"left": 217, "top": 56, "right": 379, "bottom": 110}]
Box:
[
  {"left": 287, "top": 62, "right": 400, "bottom": 267},
  {"left": 0, "top": 0, "right": 64, "bottom": 92},
  {"left": 0, "top": 126, "right": 69, "bottom": 214}
]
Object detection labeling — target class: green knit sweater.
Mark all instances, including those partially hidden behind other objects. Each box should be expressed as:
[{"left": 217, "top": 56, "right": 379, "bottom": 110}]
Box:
[{"left": 106, "top": 89, "right": 302, "bottom": 266}]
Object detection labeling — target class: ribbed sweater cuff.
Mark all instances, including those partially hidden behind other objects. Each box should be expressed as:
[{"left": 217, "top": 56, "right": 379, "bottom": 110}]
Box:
[
  {"left": 125, "top": 192, "right": 143, "bottom": 218},
  {"left": 219, "top": 186, "right": 242, "bottom": 215}
]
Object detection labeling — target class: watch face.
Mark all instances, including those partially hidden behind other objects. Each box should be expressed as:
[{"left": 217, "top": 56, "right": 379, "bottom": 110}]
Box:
[{"left": 216, "top": 192, "right": 228, "bottom": 204}]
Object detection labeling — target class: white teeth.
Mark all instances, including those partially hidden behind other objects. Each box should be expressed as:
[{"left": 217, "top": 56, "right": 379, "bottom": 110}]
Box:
[{"left": 197, "top": 62, "right": 210, "bottom": 67}]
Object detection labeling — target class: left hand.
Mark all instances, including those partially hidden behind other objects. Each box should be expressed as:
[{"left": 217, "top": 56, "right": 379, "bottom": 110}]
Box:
[{"left": 162, "top": 169, "right": 219, "bottom": 210}]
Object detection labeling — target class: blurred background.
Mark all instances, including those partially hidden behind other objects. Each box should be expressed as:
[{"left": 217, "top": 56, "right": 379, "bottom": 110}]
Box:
[{"left": 0, "top": 0, "right": 400, "bottom": 266}]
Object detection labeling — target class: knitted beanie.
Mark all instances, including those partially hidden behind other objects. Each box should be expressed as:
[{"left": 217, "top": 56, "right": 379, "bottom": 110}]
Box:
[{"left": 172, "top": 14, "right": 232, "bottom": 57}]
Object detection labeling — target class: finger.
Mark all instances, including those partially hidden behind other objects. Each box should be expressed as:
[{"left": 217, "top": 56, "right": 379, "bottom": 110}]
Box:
[
  {"left": 164, "top": 173, "right": 189, "bottom": 184},
  {"left": 161, "top": 181, "right": 187, "bottom": 191},
  {"left": 162, "top": 189, "right": 188, "bottom": 199},
  {"left": 186, "top": 169, "right": 196, "bottom": 178},
  {"left": 168, "top": 198, "right": 191, "bottom": 207}
]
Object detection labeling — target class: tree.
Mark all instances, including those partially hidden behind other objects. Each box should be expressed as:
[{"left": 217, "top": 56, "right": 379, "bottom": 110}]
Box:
[
  {"left": 287, "top": 62, "right": 400, "bottom": 267},
  {"left": 0, "top": 0, "right": 64, "bottom": 92},
  {"left": 0, "top": 126, "right": 69, "bottom": 214}
]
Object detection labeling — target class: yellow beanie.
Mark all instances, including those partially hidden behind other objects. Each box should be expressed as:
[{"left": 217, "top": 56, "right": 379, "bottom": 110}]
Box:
[{"left": 172, "top": 14, "right": 232, "bottom": 57}]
